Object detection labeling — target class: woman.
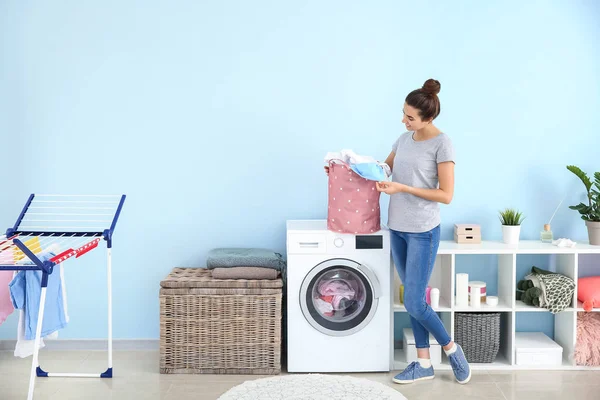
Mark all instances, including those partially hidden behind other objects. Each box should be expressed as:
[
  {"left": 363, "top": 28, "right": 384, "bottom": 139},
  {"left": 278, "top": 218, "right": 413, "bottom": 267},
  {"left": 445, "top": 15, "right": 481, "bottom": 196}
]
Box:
[{"left": 376, "top": 79, "right": 471, "bottom": 385}]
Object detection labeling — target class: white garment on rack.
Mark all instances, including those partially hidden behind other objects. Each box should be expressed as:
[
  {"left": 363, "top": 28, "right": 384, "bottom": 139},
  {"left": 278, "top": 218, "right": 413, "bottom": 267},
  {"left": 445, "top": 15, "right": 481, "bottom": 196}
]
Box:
[
  {"left": 60, "top": 263, "right": 69, "bottom": 323},
  {"left": 15, "top": 309, "right": 45, "bottom": 358}
]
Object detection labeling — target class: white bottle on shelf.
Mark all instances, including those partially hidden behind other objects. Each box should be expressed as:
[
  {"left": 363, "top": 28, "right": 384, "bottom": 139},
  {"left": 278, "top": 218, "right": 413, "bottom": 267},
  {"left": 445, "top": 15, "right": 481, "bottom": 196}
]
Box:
[
  {"left": 430, "top": 288, "right": 440, "bottom": 309},
  {"left": 470, "top": 286, "right": 481, "bottom": 308},
  {"left": 456, "top": 273, "right": 469, "bottom": 307}
]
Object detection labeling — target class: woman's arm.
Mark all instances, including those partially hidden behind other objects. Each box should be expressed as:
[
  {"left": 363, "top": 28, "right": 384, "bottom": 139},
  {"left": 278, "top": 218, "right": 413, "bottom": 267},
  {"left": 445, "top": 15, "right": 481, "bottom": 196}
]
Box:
[
  {"left": 376, "top": 161, "right": 454, "bottom": 204},
  {"left": 384, "top": 151, "right": 395, "bottom": 171}
]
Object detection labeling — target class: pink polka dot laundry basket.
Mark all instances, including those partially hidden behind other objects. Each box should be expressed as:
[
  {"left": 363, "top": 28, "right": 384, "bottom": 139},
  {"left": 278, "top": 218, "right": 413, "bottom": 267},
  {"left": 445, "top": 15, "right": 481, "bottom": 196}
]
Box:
[{"left": 327, "top": 160, "right": 381, "bottom": 234}]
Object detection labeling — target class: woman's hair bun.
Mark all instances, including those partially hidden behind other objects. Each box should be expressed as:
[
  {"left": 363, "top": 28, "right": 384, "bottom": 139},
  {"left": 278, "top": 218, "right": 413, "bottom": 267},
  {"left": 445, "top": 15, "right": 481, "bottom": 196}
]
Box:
[{"left": 422, "top": 79, "right": 441, "bottom": 96}]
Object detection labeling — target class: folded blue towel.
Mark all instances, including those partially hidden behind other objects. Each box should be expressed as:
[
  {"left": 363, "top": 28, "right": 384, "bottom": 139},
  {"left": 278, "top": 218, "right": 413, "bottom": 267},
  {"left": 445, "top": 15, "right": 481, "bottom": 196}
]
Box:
[{"left": 206, "top": 248, "right": 285, "bottom": 271}]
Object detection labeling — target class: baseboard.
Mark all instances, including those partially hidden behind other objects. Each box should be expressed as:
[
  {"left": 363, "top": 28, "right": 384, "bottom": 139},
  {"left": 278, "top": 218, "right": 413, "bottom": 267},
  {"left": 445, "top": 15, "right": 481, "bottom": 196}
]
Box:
[{"left": 0, "top": 339, "right": 159, "bottom": 351}]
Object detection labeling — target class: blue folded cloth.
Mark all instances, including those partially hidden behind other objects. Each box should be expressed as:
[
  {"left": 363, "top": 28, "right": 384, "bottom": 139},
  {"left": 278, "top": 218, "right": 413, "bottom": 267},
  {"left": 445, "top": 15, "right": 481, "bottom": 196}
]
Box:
[
  {"left": 206, "top": 248, "right": 286, "bottom": 271},
  {"left": 350, "top": 162, "right": 389, "bottom": 182}
]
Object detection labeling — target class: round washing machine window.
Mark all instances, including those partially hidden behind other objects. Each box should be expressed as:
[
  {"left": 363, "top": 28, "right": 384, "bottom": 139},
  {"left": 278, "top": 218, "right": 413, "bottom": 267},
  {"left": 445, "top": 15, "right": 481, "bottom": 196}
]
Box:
[{"left": 299, "top": 258, "right": 380, "bottom": 337}]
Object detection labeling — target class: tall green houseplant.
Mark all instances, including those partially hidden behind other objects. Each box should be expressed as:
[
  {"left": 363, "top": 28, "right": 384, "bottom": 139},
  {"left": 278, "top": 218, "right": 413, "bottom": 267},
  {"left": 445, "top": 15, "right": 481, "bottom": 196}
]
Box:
[{"left": 567, "top": 165, "right": 600, "bottom": 245}]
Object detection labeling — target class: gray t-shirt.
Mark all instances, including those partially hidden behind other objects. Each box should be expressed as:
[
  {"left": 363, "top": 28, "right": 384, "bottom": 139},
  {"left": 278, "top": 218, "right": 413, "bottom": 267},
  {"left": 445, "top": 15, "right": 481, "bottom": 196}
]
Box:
[{"left": 387, "top": 131, "right": 455, "bottom": 233}]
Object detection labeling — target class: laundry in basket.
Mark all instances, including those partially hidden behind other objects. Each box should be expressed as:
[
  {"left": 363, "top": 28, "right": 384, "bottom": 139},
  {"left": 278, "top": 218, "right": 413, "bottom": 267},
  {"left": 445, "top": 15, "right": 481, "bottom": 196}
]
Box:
[{"left": 324, "top": 150, "right": 390, "bottom": 234}]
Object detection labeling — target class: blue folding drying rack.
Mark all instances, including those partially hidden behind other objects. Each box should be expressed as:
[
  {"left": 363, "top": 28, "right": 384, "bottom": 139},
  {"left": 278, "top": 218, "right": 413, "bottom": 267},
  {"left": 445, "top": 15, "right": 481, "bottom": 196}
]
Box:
[{"left": 0, "top": 194, "right": 125, "bottom": 400}]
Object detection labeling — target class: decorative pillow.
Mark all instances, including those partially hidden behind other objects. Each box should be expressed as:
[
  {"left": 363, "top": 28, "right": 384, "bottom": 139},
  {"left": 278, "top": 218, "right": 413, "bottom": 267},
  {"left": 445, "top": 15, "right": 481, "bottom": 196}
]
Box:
[
  {"left": 575, "top": 312, "right": 600, "bottom": 366},
  {"left": 578, "top": 276, "right": 600, "bottom": 312}
]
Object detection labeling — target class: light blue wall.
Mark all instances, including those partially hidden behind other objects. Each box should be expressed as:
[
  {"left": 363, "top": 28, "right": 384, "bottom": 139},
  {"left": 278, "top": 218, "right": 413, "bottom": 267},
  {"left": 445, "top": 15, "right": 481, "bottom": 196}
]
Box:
[
  {"left": 0, "top": 9, "right": 22, "bottom": 253},
  {"left": 0, "top": 5, "right": 21, "bottom": 221},
  {"left": 1, "top": 1, "right": 599, "bottom": 340}
]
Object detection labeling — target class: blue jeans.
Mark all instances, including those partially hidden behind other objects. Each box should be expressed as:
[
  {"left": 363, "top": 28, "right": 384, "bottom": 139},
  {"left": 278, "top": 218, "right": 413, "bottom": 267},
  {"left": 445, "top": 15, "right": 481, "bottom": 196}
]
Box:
[{"left": 391, "top": 225, "right": 451, "bottom": 349}]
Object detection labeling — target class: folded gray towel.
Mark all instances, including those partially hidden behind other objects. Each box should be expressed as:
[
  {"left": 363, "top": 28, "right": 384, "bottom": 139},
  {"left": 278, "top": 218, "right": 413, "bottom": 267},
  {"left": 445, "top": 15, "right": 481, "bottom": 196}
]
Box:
[
  {"left": 211, "top": 267, "right": 279, "bottom": 280},
  {"left": 206, "top": 248, "right": 286, "bottom": 271}
]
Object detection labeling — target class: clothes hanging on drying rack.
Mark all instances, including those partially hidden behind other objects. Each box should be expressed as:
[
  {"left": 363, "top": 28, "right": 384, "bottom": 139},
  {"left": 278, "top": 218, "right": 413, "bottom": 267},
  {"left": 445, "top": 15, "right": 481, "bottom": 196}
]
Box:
[
  {"left": 0, "top": 245, "right": 15, "bottom": 324},
  {"left": 0, "top": 268, "right": 14, "bottom": 325},
  {"left": 13, "top": 263, "right": 69, "bottom": 358},
  {"left": 0, "top": 240, "right": 70, "bottom": 357},
  {"left": 9, "top": 248, "right": 69, "bottom": 341},
  {"left": 0, "top": 193, "right": 126, "bottom": 400}
]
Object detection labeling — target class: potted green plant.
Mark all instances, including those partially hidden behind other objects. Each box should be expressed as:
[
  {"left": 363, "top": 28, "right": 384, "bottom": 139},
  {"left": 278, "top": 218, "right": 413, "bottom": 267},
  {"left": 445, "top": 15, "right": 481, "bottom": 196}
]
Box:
[
  {"left": 567, "top": 165, "right": 600, "bottom": 245},
  {"left": 499, "top": 208, "right": 525, "bottom": 244}
]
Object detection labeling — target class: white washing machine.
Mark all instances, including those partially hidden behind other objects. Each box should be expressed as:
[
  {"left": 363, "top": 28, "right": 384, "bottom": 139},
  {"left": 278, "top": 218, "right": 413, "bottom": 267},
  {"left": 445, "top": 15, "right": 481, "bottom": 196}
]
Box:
[{"left": 286, "top": 220, "right": 392, "bottom": 373}]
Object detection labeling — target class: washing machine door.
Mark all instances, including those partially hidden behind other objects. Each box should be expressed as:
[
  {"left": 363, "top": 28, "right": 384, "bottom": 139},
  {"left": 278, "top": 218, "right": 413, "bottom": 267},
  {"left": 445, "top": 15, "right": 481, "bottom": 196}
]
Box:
[{"left": 299, "top": 258, "right": 381, "bottom": 337}]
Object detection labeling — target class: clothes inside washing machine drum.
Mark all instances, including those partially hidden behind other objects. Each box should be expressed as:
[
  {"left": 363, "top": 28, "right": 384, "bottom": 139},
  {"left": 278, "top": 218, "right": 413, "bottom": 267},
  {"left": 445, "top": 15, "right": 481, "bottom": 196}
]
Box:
[{"left": 327, "top": 160, "right": 381, "bottom": 234}]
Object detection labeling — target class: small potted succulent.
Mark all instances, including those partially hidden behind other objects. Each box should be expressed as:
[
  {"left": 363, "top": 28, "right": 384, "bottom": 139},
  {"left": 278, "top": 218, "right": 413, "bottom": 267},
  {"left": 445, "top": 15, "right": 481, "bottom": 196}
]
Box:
[
  {"left": 567, "top": 165, "right": 600, "bottom": 245},
  {"left": 499, "top": 208, "right": 525, "bottom": 245}
]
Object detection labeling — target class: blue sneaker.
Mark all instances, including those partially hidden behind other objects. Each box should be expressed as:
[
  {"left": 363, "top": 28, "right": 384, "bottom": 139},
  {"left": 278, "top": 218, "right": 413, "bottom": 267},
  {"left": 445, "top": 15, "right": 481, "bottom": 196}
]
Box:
[
  {"left": 392, "top": 361, "right": 434, "bottom": 384},
  {"left": 447, "top": 344, "right": 471, "bottom": 384}
]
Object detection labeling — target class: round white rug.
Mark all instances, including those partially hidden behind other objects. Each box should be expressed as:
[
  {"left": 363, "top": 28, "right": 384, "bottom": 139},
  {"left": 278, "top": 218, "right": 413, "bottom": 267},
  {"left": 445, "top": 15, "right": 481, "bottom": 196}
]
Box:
[{"left": 217, "top": 373, "right": 407, "bottom": 400}]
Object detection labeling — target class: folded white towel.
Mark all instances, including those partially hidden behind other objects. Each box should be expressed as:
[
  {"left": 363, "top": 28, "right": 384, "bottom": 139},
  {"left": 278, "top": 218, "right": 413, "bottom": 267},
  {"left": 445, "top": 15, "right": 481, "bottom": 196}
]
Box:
[{"left": 552, "top": 238, "right": 576, "bottom": 248}]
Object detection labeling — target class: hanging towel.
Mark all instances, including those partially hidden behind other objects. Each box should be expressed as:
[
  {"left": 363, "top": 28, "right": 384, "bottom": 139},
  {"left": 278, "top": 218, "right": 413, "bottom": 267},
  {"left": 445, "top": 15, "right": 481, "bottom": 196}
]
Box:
[
  {"left": 60, "top": 261, "right": 69, "bottom": 324},
  {"left": 1, "top": 249, "right": 15, "bottom": 325},
  {"left": 0, "top": 270, "right": 14, "bottom": 325},
  {"left": 206, "top": 248, "right": 286, "bottom": 271}
]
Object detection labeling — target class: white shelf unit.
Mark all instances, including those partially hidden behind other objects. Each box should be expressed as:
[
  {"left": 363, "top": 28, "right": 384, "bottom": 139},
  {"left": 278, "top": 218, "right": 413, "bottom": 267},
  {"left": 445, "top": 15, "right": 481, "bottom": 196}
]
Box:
[{"left": 391, "top": 240, "right": 600, "bottom": 371}]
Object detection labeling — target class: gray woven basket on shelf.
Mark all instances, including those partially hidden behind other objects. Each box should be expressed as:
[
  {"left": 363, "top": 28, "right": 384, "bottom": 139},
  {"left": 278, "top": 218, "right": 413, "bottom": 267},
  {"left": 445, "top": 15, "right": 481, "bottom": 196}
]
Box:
[{"left": 454, "top": 312, "right": 500, "bottom": 363}]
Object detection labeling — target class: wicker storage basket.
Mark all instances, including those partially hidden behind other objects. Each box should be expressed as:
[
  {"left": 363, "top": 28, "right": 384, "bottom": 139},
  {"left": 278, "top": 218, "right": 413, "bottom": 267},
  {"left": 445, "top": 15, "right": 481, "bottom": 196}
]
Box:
[
  {"left": 454, "top": 312, "right": 501, "bottom": 363},
  {"left": 159, "top": 267, "right": 282, "bottom": 374}
]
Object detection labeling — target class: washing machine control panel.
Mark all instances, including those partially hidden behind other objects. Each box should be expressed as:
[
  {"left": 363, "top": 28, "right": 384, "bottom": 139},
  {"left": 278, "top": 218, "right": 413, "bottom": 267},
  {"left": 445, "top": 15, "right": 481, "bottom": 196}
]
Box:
[
  {"left": 329, "top": 234, "right": 384, "bottom": 251},
  {"left": 355, "top": 235, "right": 384, "bottom": 249},
  {"left": 287, "top": 225, "right": 388, "bottom": 255}
]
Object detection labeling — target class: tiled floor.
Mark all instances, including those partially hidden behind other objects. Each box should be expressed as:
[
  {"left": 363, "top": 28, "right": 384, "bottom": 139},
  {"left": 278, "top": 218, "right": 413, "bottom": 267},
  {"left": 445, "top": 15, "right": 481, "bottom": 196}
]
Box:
[{"left": 1, "top": 350, "right": 599, "bottom": 399}]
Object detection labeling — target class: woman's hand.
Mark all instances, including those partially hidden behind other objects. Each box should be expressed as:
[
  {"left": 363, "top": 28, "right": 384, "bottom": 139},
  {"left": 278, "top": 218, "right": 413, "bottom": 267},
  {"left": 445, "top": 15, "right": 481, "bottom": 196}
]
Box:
[{"left": 376, "top": 181, "right": 407, "bottom": 195}]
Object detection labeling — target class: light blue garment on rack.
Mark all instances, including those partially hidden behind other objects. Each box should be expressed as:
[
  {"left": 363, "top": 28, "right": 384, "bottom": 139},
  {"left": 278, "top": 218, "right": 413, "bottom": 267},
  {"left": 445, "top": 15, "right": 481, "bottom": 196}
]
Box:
[
  {"left": 350, "top": 163, "right": 389, "bottom": 182},
  {"left": 9, "top": 251, "right": 68, "bottom": 340}
]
